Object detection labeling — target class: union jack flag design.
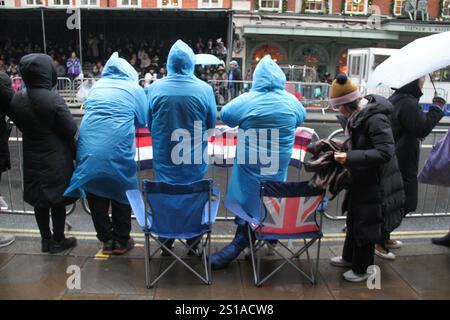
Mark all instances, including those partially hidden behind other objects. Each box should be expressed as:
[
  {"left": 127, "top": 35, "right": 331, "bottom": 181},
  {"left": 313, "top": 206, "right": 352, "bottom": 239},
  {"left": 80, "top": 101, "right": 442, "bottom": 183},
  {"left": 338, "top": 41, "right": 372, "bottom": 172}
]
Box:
[
  {"left": 134, "top": 126, "right": 315, "bottom": 170},
  {"left": 260, "top": 195, "right": 323, "bottom": 235}
]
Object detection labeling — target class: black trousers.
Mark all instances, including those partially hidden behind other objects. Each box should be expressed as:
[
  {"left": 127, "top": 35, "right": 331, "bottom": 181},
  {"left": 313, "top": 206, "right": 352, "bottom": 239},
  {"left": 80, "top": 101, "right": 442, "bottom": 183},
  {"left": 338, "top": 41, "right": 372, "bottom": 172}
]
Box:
[
  {"left": 86, "top": 192, "right": 132, "bottom": 245},
  {"left": 342, "top": 211, "right": 375, "bottom": 274},
  {"left": 34, "top": 206, "right": 66, "bottom": 242}
]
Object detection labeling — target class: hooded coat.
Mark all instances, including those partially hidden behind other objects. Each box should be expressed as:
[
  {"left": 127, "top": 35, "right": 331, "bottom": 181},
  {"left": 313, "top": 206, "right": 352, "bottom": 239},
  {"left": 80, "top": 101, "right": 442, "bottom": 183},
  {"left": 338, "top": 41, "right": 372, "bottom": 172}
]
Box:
[
  {"left": 9, "top": 54, "right": 78, "bottom": 208},
  {"left": 220, "top": 55, "right": 307, "bottom": 219},
  {"left": 388, "top": 80, "right": 444, "bottom": 213},
  {"left": 145, "top": 40, "right": 217, "bottom": 184},
  {"left": 0, "top": 72, "right": 13, "bottom": 173},
  {"left": 64, "top": 52, "right": 148, "bottom": 204},
  {"left": 342, "top": 95, "right": 405, "bottom": 245}
]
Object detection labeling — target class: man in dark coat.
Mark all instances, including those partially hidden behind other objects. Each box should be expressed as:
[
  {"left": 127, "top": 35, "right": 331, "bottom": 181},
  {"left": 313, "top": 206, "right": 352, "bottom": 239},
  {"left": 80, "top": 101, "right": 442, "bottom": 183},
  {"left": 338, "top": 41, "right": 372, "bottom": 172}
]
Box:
[
  {"left": 329, "top": 74, "right": 404, "bottom": 282},
  {"left": 0, "top": 72, "right": 15, "bottom": 248},
  {"left": 9, "top": 54, "right": 78, "bottom": 254},
  {"left": 385, "top": 78, "right": 445, "bottom": 254}
]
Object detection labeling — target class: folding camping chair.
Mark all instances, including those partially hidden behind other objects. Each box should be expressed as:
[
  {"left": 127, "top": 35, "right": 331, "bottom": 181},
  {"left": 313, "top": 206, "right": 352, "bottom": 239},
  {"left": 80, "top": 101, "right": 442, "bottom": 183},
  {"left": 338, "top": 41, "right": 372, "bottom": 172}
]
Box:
[
  {"left": 224, "top": 180, "right": 326, "bottom": 287},
  {"left": 126, "top": 179, "right": 220, "bottom": 288}
]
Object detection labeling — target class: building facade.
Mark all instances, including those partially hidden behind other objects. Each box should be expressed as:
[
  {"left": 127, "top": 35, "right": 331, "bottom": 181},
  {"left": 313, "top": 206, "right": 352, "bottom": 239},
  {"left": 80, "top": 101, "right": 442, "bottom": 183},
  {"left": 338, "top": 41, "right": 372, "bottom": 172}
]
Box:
[{"left": 2, "top": 0, "right": 450, "bottom": 79}]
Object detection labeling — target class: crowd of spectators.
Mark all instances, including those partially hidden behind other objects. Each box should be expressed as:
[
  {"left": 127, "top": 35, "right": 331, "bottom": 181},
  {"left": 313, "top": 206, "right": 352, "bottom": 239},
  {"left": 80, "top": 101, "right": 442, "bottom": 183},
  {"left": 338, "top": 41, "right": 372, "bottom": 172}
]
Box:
[{"left": 0, "top": 35, "right": 229, "bottom": 87}]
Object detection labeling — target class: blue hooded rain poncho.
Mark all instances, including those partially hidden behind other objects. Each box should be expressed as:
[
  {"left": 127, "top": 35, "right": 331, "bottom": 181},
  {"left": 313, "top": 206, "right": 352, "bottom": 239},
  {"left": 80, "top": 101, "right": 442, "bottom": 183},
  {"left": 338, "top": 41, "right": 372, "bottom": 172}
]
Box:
[
  {"left": 145, "top": 40, "right": 217, "bottom": 184},
  {"left": 64, "top": 52, "right": 148, "bottom": 204},
  {"left": 220, "top": 55, "right": 307, "bottom": 219}
]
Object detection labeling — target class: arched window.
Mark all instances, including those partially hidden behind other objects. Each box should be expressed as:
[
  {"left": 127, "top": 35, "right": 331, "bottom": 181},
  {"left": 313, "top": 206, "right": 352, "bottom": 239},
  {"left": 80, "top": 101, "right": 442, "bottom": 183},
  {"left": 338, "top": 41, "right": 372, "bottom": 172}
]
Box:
[{"left": 252, "top": 45, "right": 283, "bottom": 63}]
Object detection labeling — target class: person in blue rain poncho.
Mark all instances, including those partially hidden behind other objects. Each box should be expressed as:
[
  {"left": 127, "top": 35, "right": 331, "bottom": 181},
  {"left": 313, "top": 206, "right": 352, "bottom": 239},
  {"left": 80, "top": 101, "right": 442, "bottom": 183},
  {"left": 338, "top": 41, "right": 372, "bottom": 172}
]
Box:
[
  {"left": 211, "top": 55, "right": 307, "bottom": 269},
  {"left": 65, "top": 52, "right": 148, "bottom": 255},
  {"left": 145, "top": 40, "right": 217, "bottom": 255}
]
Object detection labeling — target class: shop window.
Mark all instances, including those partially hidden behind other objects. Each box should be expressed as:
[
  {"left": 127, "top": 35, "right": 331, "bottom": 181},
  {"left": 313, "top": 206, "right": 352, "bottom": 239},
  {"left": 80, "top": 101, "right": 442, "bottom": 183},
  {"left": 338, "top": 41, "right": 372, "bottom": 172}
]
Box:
[
  {"left": 344, "top": 0, "right": 368, "bottom": 15},
  {"left": 305, "top": 0, "right": 324, "bottom": 12}
]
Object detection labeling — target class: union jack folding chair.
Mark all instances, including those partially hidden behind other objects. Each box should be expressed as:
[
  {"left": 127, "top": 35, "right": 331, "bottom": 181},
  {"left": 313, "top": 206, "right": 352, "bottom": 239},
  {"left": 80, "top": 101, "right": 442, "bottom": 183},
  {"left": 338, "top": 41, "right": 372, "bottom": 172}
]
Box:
[
  {"left": 224, "top": 180, "right": 326, "bottom": 287},
  {"left": 126, "top": 179, "right": 220, "bottom": 288}
]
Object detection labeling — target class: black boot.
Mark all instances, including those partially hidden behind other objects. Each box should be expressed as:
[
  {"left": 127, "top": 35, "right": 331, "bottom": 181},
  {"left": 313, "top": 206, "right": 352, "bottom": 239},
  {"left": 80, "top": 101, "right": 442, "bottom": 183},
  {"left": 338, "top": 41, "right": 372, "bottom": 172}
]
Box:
[
  {"left": 41, "top": 238, "right": 51, "bottom": 253},
  {"left": 49, "top": 237, "right": 77, "bottom": 254},
  {"left": 431, "top": 232, "right": 450, "bottom": 247}
]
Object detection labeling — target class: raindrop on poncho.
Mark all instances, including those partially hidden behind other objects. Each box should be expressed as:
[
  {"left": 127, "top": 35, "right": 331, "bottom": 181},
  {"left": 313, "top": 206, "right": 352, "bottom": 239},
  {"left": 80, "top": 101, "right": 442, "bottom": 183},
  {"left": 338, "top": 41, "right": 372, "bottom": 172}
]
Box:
[
  {"left": 220, "top": 55, "right": 307, "bottom": 218},
  {"left": 64, "top": 52, "right": 148, "bottom": 204},
  {"left": 145, "top": 40, "right": 217, "bottom": 184}
]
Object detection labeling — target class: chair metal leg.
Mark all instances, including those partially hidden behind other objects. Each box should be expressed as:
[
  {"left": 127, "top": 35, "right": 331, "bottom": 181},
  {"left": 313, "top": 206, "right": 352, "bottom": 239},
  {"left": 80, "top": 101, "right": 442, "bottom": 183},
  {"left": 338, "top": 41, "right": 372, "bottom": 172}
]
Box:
[
  {"left": 144, "top": 233, "right": 152, "bottom": 289},
  {"left": 313, "top": 237, "right": 322, "bottom": 285},
  {"left": 247, "top": 225, "right": 259, "bottom": 286}
]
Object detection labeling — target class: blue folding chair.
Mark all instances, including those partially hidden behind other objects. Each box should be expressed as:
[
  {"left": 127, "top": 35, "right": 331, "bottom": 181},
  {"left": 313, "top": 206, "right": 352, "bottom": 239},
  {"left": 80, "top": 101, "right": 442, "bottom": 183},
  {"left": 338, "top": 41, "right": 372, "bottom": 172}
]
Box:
[
  {"left": 224, "top": 180, "right": 326, "bottom": 287},
  {"left": 126, "top": 179, "right": 220, "bottom": 288}
]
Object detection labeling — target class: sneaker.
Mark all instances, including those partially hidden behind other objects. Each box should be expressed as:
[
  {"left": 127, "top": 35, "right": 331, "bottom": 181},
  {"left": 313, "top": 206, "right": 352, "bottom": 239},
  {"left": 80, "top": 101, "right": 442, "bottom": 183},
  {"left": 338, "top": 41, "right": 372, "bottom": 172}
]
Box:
[
  {"left": 102, "top": 240, "right": 114, "bottom": 255},
  {"left": 49, "top": 237, "right": 77, "bottom": 254},
  {"left": 431, "top": 232, "right": 450, "bottom": 247},
  {"left": 330, "top": 256, "right": 352, "bottom": 268},
  {"left": 375, "top": 244, "right": 396, "bottom": 260},
  {"left": 384, "top": 239, "right": 403, "bottom": 249},
  {"left": 343, "top": 270, "right": 371, "bottom": 282},
  {"left": 0, "top": 197, "right": 8, "bottom": 211},
  {"left": 112, "top": 238, "right": 135, "bottom": 255},
  {"left": 41, "top": 238, "right": 51, "bottom": 253},
  {"left": 0, "top": 235, "right": 15, "bottom": 248}
]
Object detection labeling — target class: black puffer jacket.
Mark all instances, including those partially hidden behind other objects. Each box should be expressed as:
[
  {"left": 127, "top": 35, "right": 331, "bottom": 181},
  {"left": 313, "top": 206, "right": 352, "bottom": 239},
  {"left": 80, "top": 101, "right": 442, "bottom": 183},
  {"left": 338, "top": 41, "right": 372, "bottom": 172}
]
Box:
[
  {"left": 342, "top": 94, "right": 405, "bottom": 246},
  {"left": 0, "top": 72, "right": 13, "bottom": 173},
  {"left": 389, "top": 80, "right": 444, "bottom": 213},
  {"left": 9, "top": 54, "right": 78, "bottom": 208}
]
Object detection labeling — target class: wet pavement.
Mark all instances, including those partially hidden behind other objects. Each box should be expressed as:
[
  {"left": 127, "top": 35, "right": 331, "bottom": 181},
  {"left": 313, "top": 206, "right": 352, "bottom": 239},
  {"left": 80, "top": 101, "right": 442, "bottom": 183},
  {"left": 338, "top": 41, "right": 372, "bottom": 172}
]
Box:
[{"left": 0, "top": 235, "right": 448, "bottom": 300}]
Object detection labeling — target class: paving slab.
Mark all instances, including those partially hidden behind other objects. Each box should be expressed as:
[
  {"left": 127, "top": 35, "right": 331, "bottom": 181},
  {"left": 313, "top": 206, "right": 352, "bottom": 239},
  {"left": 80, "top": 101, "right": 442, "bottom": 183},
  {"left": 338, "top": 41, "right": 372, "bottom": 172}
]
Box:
[
  {"left": 329, "top": 286, "right": 421, "bottom": 300},
  {"left": 73, "top": 257, "right": 157, "bottom": 297},
  {"left": 0, "top": 238, "right": 68, "bottom": 256},
  {"left": 318, "top": 259, "right": 412, "bottom": 292},
  {"left": 0, "top": 254, "right": 86, "bottom": 300},
  {"left": 239, "top": 260, "right": 334, "bottom": 300},
  {"left": 0, "top": 253, "right": 13, "bottom": 269},
  {"left": 155, "top": 260, "right": 244, "bottom": 300},
  {"left": 389, "top": 254, "right": 450, "bottom": 298}
]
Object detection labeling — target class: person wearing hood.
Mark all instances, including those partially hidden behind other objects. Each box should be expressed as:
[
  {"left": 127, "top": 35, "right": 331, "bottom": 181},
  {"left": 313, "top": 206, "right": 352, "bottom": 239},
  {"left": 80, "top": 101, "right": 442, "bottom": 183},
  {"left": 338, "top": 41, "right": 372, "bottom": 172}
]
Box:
[
  {"left": 329, "top": 74, "right": 404, "bottom": 282},
  {"left": 210, "top": 55, "right": 306, "bottom": 270},
  {"left": 145, "top": 40, "right": 217, "bottom": 255},
  {"left": 386, "top": 78, "right": 445, "bottom": 255},
  {"left": 0, "top": 72, "right": 15, "bottom": 248},
  {"left": 64, "top": 52, "right": 148, "bottom": 255},
  {"left": 9, "top": 54, "right": 78, "bottom": 253}
]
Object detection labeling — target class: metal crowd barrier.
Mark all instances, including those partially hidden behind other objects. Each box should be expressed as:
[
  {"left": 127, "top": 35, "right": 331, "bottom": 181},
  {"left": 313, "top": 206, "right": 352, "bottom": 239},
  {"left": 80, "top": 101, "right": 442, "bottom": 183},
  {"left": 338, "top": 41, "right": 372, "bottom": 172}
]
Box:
[
  {"left": 322, "top": 128, "right": 450, "bottom": 220},
  {"left": 0, "top": 122, "right": 76, "bottom": 218}
]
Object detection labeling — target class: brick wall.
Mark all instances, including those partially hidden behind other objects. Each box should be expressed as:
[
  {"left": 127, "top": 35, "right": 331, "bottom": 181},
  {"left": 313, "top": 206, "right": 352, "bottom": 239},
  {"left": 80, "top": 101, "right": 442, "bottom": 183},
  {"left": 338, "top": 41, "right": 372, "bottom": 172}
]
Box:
[
  {"left": 428, "top": 0, "right": 441, "bottom": 19},
  {"left": 286, "top": 0, "right": 296, "bottom": 11},
  {"left": 372, "top": 0, "right": 392, "bottom": 16},
  {"left": 141, "top": 0, "right": 157, "bottom": 7},
  {"left": 331, "top": 0, "right": 342, "bottom": 13}
]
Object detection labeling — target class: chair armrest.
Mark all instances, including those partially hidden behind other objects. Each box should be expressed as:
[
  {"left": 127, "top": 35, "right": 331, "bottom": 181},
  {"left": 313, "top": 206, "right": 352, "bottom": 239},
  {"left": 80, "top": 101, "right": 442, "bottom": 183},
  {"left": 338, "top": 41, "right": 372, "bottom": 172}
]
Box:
[
  {"left": 126, "top": 189, "right": 150, "bottom": 229},
  {"left": 223, "top": 199, "right": 260, "bottom": 226}
]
